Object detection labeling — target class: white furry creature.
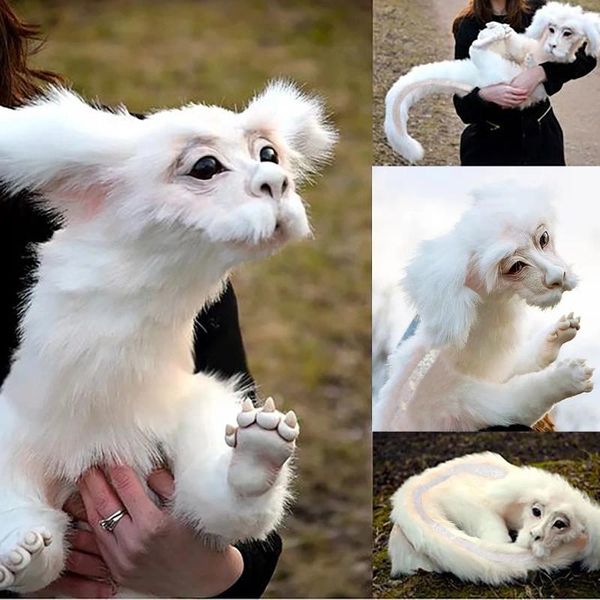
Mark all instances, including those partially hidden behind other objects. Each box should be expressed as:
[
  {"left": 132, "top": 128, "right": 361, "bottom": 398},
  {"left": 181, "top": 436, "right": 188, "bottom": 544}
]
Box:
[
  {"left": 373, "top": 184, "right": 593, "bottom": 432},
  {"left": 389, "top": 452, "right": 600, "bottom": 585},
  {"left": 0, "top": 82, "right": 336, "bottom": 593},
  {"left": 384, "top": 2, "right": 600, "bottom": 162}
]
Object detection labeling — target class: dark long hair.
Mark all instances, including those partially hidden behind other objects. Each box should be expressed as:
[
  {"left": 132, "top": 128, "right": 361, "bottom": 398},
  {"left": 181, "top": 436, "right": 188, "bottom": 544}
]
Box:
[
  {"left": 453, "top": 0, "right": 533, "bottom": 35},
  {"left": 0, "top": 0, "right": 63, "bottom": 107}
]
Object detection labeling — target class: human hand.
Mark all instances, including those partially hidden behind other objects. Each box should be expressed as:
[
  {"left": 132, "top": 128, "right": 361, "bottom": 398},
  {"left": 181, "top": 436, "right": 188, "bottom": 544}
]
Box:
[
  {"left": 76, "top": 466, "right": 244, "bottom": 598},
  {"left": 510, "top": 66, "right": 547, "bottom": 97},
  {"left": 478, "top": 83, "right": 529, "bottom": 108}
]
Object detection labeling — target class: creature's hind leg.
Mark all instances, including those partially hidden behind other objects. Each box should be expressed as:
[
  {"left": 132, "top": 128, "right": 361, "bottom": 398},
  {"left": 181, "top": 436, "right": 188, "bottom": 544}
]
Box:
[
  {"left": 389, "top": 524, "right": 437, "bottom": 577},
  {"left": 0, "top": 471, "right": 69, "bottom": 593}
]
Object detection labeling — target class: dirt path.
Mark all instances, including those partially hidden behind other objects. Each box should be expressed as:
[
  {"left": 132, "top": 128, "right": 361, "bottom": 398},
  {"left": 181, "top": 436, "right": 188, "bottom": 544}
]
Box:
[{"left": 373, "top": 0, "right": 600, "bottom": 165}]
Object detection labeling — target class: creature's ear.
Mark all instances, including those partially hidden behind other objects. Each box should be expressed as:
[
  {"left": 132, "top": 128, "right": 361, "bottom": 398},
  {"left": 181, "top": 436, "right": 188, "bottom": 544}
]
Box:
[
  {"left": 402, "top": 234, "right": 480, "bottom": 348},
  {"left": 582, "top": 14, "right": 600, "bottom": 57},
  {"left": 0, "top": 87, "right": 140, "bottom": 221},
  {"left": 243, "top": 81, "right": 337, "bottom": 181},
  {"left": 525, "top": 4, "right": 555, "bottom": 39}
]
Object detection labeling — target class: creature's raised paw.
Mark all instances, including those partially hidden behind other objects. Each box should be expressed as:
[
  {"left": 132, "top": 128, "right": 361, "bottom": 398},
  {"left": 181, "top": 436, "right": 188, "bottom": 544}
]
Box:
[
  {"left": 556, "top": 358, "right": 594, "bottom": 395},
  {"left": 226, "top": 398, "right": 299, "bottom": 496},
  {"left": 540, "top": 313, "right": 581, "bottom": 365},
  {"left": 0, "top": 529, "right": 59, "bottom": 593}
]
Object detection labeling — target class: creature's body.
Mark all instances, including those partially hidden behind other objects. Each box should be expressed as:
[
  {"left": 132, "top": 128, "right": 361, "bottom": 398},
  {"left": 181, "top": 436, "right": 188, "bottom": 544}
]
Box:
[
  {"left": 373, "top": 185, "right": 593, "bottom": 432},
  {"left": 389, "top": 452, "right": 600, "bottom": 584},
  {"left": 0, "top": 83, "right": 335, "bottom": 594},
  {"left": 384, "top": 2, "right": 600, "bottom": 162}
]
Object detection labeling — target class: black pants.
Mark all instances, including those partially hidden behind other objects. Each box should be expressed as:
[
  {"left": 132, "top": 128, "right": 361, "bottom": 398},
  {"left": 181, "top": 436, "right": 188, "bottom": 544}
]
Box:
[{"left": 460, "top": 103, "right": 566, "bottom": 166}]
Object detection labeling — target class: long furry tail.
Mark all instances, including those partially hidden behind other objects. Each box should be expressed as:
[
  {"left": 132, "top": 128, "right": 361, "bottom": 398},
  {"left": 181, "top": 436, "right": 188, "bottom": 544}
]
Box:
[{"left": 384, "top": 60, "right": 477, "bottom": 162}]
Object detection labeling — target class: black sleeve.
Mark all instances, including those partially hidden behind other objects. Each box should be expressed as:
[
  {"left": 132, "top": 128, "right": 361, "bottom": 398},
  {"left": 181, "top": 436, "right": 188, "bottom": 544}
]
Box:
[
  {"left": 541, "top": 46, "right": 597, "bottom": 96},
  {"left": 216, "top": 534, "right": 283, "bottom": 599},
  {"left": 452, "top": 18, "right": 495, "bottom": 124}
]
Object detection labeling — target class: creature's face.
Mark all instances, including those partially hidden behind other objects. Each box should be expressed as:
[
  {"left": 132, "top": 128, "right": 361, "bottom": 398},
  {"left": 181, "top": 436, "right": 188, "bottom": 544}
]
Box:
[
  {"left": 494, "top": 224, "right": 576, "bottom": 309},
  {"left": 118, "top": 83, "right": 336, "bottom": 262},
  {"left": 516, "top": 500, "right": 587, "bottom": 559},
  {"left": 543, "top": 20, "right": 587, "bottom": 61}
]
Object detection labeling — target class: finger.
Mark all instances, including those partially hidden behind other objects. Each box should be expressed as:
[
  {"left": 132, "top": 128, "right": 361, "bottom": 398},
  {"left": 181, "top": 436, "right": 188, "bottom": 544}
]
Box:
[
  {"left": 41, "top": 574, "right": 115, "bottom": 599},
  {"left": 147, "top": 469, "right": 175, "bottom": 502},
  {"left": 68, "top": 529, "right": 101, "bottom": 557},
  {"left": 63, "top": 493, "right": 88, "bottom": 523},
  {"left": 79, "top": 469, "right": 133, "bottom": 541},
  {"left": 66, "top": 550, "right": 111, "bottom": 580},
  {"left": 106, "top": 465, "right": 161, "bottom": 523}
]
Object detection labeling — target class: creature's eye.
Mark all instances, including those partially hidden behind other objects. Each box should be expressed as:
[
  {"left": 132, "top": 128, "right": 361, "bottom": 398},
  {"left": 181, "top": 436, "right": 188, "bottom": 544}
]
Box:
[
  {"left": 553, "top": 519, "right": 568, "bottom": 530},
  {"left": 563, "top": 31, "right": 572, "bottom": 37},
  {"left": 189, "top": 156, "right": 226, "bottom": 180},
  {"left": 260, "top": 146, "right": 279, "bottom": 164},
  {"left": 540, "top": 231, "right": 550, "bottom": 248},
  {"left": 549, "top": 26, "right": 555, "bottom": 34},
  {"left": 532, "top": 506, "right": 542, "bottom": 518},
  {"left": 508, "top": 261, "right": 526, "bottom": 275}
]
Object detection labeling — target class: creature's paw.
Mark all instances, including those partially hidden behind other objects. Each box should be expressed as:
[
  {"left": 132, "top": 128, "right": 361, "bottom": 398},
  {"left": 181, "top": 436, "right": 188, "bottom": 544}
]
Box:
[
  {"left": 226, "top": 398, "right": 299, "bottom": 496},
  {"left": 540, "top": 313, "right": 581, "bottom": 365},
  {"left": 555, "top": 358, "right": 594, "bottom": 395},
  {"left": 474, "top": 22, "right": 512, "bottom": 46},
  {"left": 0, "top": 529, "right": 61, "bottom": 593}
]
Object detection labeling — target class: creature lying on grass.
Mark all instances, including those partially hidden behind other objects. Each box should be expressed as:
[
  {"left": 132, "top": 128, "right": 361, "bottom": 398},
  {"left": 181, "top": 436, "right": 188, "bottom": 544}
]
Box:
[
  {"left": 389, "top": 452, "right": 600, "bottom": 584},
  {"left": 373, "top": 184, "right": 593, "bottom": 432},
  {"left": 384, "top": 1, "right": 600, "bottom": 162},
  {"left": 0, "top": 83, "right": 336, "bottom": 594}
]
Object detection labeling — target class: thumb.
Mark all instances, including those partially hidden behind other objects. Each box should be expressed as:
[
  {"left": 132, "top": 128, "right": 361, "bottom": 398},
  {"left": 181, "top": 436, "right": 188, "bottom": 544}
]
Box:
[{"left": 147, "top": 468, "right": 175, "bottom": 502}]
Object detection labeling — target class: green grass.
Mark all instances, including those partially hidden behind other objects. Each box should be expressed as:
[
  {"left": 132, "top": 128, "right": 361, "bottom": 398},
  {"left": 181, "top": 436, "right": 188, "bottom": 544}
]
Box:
[
  {"left": 13, "top": 1, "right": 372, "bottom": 596},
  {"left": 373, "top": 433, "right": 600, "bottom": 598}
]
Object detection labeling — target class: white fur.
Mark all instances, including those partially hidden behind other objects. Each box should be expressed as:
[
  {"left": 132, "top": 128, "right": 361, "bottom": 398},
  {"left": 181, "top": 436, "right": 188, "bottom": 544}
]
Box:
[
  {"left": 373, "top": 184, "right": 593, "bottom": 432},
  {"left": 0, "top": 82, "right": 335, "bottom": 593},
  {"left": 389, "top": 452, "right": 600, "bottom": 584},
  {"left": 384, "top": 1, "right": 600, "bottom": 162}
]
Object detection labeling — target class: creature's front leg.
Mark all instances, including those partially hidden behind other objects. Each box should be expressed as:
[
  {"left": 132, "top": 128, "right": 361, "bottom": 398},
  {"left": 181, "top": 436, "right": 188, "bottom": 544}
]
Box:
[
  {"left": 510, "top": 313, "right": 581, "bottom": 376},
  {"left": 171, "top": 376, "right": 299, "bottom": 546},
  {"left": 460, "top": 358, "right": 593, "bottom": 428}
]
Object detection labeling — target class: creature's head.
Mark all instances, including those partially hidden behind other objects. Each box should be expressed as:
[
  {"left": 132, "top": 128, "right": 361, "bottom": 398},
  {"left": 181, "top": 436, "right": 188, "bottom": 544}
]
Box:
[
  {"left": 0, "top": 82, "right": 336, "bottom": 267},
  {"left": 516, "top": 496, "right": 588, "bottom": 560},
  {"left": 403, "top": 184, "right": 576, "bottom": 347},
  {"left": 526, "top": 2, "right": 600, "bottom": 61}
]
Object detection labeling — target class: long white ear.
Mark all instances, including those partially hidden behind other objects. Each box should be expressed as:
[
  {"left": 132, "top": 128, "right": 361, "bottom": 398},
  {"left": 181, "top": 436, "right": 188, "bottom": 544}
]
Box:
[
  {"left": 0, "top": 87, "right": 140, "bottom": 220},
  {"left": 525, "top": 4, "right": 555, "bottom": 39},
  {"left": 243, "top": 80, "right": 337, "bottom": 180},
  {"left": 402, "top": 234, "right": 480, "bottom": 348},
  {"left": 582, "top": 13, "right": 600, "bottom": 57}
]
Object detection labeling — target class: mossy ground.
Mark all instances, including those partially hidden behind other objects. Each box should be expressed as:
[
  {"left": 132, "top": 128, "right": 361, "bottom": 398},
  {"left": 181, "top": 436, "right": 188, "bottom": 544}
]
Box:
[
  {"left": 14, "top": 1, "right": 372, "bottom": 597},
  {"left": 373, "top": 433, "right": 600, "bottom": 598}
]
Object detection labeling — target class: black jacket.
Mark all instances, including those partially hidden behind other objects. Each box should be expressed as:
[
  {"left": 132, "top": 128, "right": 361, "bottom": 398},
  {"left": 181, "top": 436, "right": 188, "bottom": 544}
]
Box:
[
  {"left": 453, "top": 0, "right": 597, "bottom": 165},
  {"left": 0, "top": 190, "right": 280, "bottom": 598}
]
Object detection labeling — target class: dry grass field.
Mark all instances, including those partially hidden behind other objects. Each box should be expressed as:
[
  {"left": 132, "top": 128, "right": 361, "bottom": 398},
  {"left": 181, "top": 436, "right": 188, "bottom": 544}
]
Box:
[{"left": 13, "top": 0, "right": 372, "bottom": 596}]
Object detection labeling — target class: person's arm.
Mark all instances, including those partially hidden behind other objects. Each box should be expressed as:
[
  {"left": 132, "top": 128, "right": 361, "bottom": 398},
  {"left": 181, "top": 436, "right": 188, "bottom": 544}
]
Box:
[{"left": 540, "top": 46, "right": 597, "bottom": 96}]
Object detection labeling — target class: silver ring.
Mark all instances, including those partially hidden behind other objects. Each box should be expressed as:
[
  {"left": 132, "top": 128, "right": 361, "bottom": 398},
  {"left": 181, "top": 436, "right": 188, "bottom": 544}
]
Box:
[{"left": 99, "top": 509, "right": 128, "bottom": 533}]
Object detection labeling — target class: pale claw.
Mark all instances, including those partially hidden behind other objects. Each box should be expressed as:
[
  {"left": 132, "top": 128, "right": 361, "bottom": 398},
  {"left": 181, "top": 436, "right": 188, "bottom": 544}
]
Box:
[
  {"left": 237, "top": 398, "right": 256, "bottom": 428},
  {"left": 256, "top": 397, "right": 280, "bottom": 430},
  {"left": 0, "top": 565, "right": 15, "bottom": 589},
  {"left": 225, "top": 424, "right": 237, "bottom": 448},
  {"left": 277, "top": 411, "right": 300, "bottom": 442}
]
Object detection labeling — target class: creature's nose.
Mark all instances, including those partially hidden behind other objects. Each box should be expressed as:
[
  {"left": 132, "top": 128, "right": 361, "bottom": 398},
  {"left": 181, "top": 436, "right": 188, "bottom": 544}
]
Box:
[
  {"left": 545, "top": 267, "right": 566, "bottom": 288},
  {"left": 531, "top": 530, "right": 543, "bottom": 541},
  {"left": 251, "top": 163, "right": 289, "bottom": 202}
]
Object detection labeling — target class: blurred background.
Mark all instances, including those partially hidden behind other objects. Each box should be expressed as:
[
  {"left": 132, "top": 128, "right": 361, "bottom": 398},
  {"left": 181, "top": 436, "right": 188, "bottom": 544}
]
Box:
[
  {"left": 373, "top": 167, "right": 600, "bottom": 431},
  {"left": 13, "top": 0, "right": 372, "bottom": 596},
  {"left": 373, "top": 0, "right": 600, "bottom": 166},
  {"left": 373, "top": 432, "right": 600, "bottom": 598}
]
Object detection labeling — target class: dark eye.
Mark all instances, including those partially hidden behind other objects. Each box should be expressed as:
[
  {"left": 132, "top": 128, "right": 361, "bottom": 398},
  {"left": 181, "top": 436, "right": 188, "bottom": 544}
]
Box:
[
  {"left": 260, "top": 146, "right": 279, "bottom": 164},
  {"left": 508, "top": 261, "right": 526, "bottom": 275},
  {"left": 564, "top": 31, "right": 572, "bottom": 37},
  {"left": 540, "top": 231, "right": 549, "bottom": 248},
  {"left": 189, "top": 156, "right": 226, "bottom": 180},
  {"left": 549, "top": 26, "right": 555, "bottom": 33},
  {"left": 532, "top": 506, "right": 542, "bottom": 518},
  {"left": 553, "top": 519, "right": 568, "bottom": 529}
]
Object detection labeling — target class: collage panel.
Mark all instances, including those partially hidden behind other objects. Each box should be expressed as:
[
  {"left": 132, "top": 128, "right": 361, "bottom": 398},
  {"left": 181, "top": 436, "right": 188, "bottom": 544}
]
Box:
[
  {"left": 373, "top": 167, "right": 600, "bottom": 432},
  {"left": 374, "top": 0, "right": 600, "bottom": 167},
  {"left": 373, "top": 432, "right": 600, "bottom": 598}
]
